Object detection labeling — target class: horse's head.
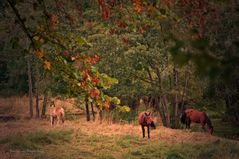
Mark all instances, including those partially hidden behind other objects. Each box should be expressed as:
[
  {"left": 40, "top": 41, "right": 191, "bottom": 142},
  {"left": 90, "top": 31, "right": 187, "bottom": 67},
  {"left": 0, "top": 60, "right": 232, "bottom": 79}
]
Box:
[
  {"left": 209, "top": 126, "right": 214, "bottom": 135},
  {"left": 144, "top": 112, "right": 156, "bottom": 129}
]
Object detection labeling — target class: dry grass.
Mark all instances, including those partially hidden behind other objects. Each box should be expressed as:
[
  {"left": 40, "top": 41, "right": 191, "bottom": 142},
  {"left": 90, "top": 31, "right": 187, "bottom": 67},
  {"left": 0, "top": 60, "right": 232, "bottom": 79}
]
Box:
[
  {"left": 0, "top": 117, "right": 230, "bottom": 145},
  {"left": 0, "top": 96, "right": 235, "bottom": 145},
  {"left": 0, "top": 97, "right": 239, "bottom": 159},
  {"left": 0, "top": 96, "right": 29, "bottom": 118}
]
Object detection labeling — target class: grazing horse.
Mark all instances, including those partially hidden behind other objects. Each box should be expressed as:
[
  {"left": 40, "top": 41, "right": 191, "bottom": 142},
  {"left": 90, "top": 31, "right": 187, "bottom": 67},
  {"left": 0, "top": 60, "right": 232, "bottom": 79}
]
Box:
[
  {"left": 180, "top": 108, "right": 213, "bottom": 134},
  {"left": 138, "top": 112, "right": 156, "bottom": 138},
  {"left": 49, "top": 105, "right": 65, "bottom": 126}
]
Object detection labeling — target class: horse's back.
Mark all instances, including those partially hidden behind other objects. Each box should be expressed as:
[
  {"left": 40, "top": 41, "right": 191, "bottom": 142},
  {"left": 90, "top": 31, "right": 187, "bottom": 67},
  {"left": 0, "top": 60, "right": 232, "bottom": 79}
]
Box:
[
  {"left": 185, "top": 109, "right": 207, "bottom": 123},
  {"left": 49, "top": 106, "right": 64, "bottom": 116}
]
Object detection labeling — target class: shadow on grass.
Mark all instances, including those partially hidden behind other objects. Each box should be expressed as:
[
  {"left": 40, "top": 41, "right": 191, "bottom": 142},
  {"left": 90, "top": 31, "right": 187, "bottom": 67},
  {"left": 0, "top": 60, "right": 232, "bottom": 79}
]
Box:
[{"left": 0, "top": 129, "right": 73, "bottom": 150}]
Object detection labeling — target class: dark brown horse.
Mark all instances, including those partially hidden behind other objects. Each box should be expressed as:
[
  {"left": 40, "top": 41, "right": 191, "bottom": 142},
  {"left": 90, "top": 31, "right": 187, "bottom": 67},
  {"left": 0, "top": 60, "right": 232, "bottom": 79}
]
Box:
[
  {"left": 180, "top": 108, "right": 213, "bottom": 134},
  {"left": 138, "top": 112, "right": 156, "bottom": 138}
]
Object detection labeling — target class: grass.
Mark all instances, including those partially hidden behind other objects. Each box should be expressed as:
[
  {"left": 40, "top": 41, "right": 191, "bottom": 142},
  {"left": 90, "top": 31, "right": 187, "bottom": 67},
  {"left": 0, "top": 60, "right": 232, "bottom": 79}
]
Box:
[
  {"left": 1, "top": 97, "right": 239, "bottom": 158},
  {"left": 0, "top": 129, "right": 73, "bottom": 150},
  {"left": 189, "top": 118, "right": 239, "bottom": 140},
  {"left": 2, "top": 129, "right": 239, "bottom": 159}
]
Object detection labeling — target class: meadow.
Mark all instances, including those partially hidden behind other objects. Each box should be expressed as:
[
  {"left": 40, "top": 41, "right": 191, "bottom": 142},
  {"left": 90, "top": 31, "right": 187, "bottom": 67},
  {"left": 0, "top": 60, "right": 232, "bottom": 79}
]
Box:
[{"left": 0, "top": 97, "right": 239, "bottom": 159}]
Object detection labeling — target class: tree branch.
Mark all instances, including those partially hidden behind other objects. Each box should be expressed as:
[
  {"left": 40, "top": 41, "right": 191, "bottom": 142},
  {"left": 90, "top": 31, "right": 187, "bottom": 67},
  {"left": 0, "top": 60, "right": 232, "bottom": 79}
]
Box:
[{"left": 7, "top": 0, "right": 35, "bottom": 49}]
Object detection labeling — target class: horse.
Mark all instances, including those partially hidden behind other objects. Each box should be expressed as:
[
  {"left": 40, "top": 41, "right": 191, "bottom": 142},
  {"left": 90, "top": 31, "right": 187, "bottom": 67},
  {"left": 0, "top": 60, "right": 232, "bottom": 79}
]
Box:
[
  {"left": 49, "top": 104, "right": 65, "bottom": 126},
  {"left": 180, "top": 108, "right": 213, "bottom": 134},
  {"left": 138, "top": 112, "right": 156, "bottom": 138}
]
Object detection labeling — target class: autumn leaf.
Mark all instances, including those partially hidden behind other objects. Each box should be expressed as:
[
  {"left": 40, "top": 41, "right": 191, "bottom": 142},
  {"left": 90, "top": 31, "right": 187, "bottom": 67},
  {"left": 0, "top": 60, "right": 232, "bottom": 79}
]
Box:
[
  {"left": 132, "top": 0, "right": 143, "bottom": 12},
  {"left": 103, "top": 97, "right": 110, "bottom": 108},
  {"left": 92, "top": 77, "right": 100, "bottom": 85},
  {"left": 33, "top": 36, "right": 40, "bottom": 41},
  {"left": 89, "top": 88, "right": 100, "bottom": 99},
  {"left": 47, "top": 13, "right": 59, "bottom": 30},
  {"left": 43, "top": 60, "right": 51, "bottom": 70},
  {"left": 35, "top": 48, "right": 44, "bottom": 59},
  {"left": 134, "top": 4, "right": 141, "bottom": 12},
  {"left": 122, "top": 36, "right": 128, "bottom": 46},
  {"left": 102, "top": 7, "right": 110, "bottom": 20},
  {"left": 139, "top": 26, "right": 144, "bottom": 33}
]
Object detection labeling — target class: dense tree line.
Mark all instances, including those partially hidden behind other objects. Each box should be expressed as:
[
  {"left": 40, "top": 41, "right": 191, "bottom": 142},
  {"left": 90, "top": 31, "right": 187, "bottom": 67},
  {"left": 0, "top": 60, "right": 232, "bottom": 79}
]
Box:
[{"left": 0, "top": 0, "right": 238, "bottom": 126}]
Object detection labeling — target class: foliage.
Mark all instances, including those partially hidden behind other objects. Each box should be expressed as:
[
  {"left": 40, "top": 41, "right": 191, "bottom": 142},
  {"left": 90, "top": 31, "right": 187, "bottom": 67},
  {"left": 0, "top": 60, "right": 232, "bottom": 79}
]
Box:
[{"left": 0, "top": 0, "right": 238, "bottom": 123}]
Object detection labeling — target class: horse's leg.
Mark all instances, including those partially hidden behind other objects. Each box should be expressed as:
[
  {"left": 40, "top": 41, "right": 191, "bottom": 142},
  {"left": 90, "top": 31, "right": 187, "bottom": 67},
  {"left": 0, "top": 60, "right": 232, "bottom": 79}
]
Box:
[
  {"left": 185, "top": 122, "right": 188, "bottom": 129},
  {"left": 141, "top": 125, "right": 145, "bottom": 138},
  {"left": 50, "top": 116, "right": 53, "bottom": 126},
  {"left": 185, "top": 120, "right": 189, "bottom": 129},
  {"left": 53, "top": 116, "right": 56, "bottom": 125},
  {"left": 147, "top": 125, "right": 150, "bottom": 139},
  {"left": 61, "top": 113, "right": 64, "bottom": 124},
  {"left": 188, "top": 120, "right": 191, "bottom": 129},
  {"left": 57, "top": 115, "right": 60, "bottom": 125},
  {"left": 186, "top": 119, "right": 191, "bottom": 131}
]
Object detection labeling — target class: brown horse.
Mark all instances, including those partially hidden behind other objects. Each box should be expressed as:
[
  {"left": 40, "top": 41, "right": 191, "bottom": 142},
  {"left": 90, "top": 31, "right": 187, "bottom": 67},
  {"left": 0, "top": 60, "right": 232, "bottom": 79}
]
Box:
[
  {"left": 49, "top": 105, "right": 65, "bottom": 126},
  {"left": 180, "top": 108, "right": 213, "bottom": 134},
  {"left": 138, "top": 112, "right": 156, "bottom": 138}
]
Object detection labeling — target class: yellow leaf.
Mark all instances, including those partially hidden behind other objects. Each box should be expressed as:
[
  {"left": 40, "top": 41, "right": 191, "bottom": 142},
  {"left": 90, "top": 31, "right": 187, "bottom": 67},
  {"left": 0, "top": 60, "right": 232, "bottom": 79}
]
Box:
[
  {"left": 35, "top": 48, "right": 44, "bottom": 58},
  {"left": 33, "top": 36, "right": 40, "bottom": 41},
  {"left": 43, "top": 60, "right": 51, "bottom": 70}
]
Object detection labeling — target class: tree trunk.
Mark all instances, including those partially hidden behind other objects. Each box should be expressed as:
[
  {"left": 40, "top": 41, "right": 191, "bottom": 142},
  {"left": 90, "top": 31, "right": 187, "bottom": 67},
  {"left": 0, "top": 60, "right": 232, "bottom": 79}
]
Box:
[
  {"left": 34, "top": 61, "right": 40, "bottom": 118},
  {"left": 85, "top": 97, "right": 90, "bottom": 121},
  {"left": 172, "top": 67, "right": 179, "bottom": 128},
  {"left": 91, "top": 102, "right": 95, "bottom": 121},
  {"left": 41, "top": 92, "right": 47, "bottom": 118},
  {"left": 179, "top": 70, "right": 189, "bottom": 112},
  {"left": 35, "top": 89, "right": 40, "bottom": 118},
  {"left": 155, "top": 96, "right": 167, "bottom": 126},
  {"left": 27, "top": 56, "right": 33, "bottom": 118},
  {"left": 161, "top": 95, "right": 171, "bottom": 127}
]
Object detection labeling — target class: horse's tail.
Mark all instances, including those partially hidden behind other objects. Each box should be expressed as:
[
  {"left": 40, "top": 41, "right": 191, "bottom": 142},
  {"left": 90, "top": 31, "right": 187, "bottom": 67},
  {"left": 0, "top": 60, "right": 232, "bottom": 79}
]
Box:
[{"left": 205, "top": 113, "right": 213, "bottom": 134}]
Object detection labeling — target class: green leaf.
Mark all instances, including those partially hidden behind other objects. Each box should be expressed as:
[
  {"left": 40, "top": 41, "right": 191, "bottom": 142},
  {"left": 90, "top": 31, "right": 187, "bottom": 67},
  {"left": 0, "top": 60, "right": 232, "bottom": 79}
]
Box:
[
  {"left": 10, "top": 37, "right": 20, "bottom": 49},
  {"left": 116, "top": 105, "right": 131, "bottom": 112},
  {"left": 191, "top": 39, "right": 209, "bottom": 50},
  {"left": 111, "top": 97, "right": 120, "bottom": 105}
]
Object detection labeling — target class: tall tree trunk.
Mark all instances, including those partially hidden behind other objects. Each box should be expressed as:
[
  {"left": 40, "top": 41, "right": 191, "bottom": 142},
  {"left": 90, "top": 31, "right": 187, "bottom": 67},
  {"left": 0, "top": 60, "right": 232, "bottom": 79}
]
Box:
[
  {"left": 35, "top": 67, "right": 40, "bottom": 118},
  {"left": 179, "top": 70, "right": 189, "bottom": 112},
  {"left": 27, "top": 56, "right": 33, "bottom": 118},
  {"left": 41, "top": 91, "right": 47, "bottom": 118},
  {"left": 155, "top": 96, "right": 167, "bottom": 126},
  {"left": 35, "top": 88, "right": 40, "bottom": 118},
  {"left": 172, "top": 67, "right": 179, "bottom": 128},
  {"left": 91, "top": 102, "right": 95, "bottom": 121},
  {"left": 85, "top": 97, "right": 90, "bottom": 121},
  {"left": 161, "top": 95, "right": 171, "bottom": 127}
]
